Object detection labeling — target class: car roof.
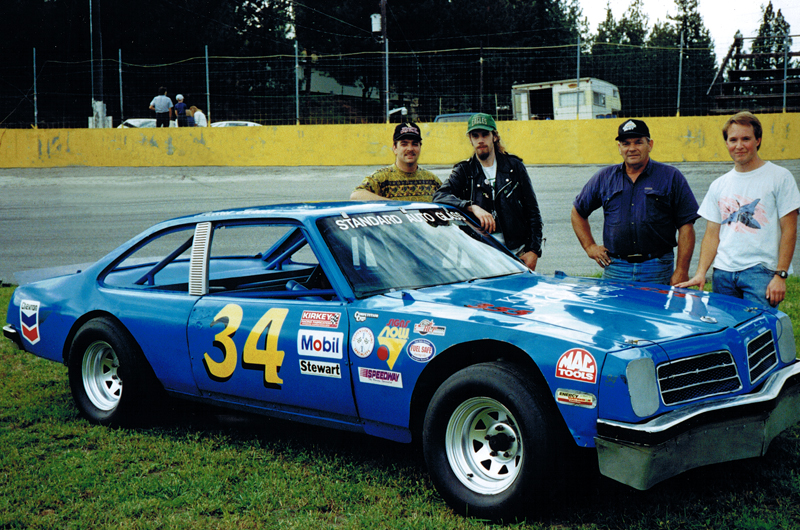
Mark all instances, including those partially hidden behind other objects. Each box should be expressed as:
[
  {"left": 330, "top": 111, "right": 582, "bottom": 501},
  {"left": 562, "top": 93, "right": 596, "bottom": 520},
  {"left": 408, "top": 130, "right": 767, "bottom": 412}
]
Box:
[{"left": 162, "top": 201, "right": 440, "bottom": 227}]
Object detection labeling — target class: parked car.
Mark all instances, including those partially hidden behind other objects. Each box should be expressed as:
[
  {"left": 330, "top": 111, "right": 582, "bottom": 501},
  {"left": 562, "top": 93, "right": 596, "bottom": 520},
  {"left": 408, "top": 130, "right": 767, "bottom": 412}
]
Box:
[
  {"left": 433, "top": 113, "right": 474, "bottom": 122},
  {"left": 117, "top": 118, "right": 177, "bottom": 128},
  {"left": 210, "top": 121, "right": 261, "bottom": 127},
  {"left": 4, "top": 201, "right": 800, "bottom": 520}
]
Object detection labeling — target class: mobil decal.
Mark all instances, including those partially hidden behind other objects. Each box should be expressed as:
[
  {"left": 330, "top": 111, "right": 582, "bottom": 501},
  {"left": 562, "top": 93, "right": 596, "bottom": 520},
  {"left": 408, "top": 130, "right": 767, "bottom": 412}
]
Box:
[
  {"left": 300, "top": 310, "right": 341, "bottom": 329},
  {"left": 555, "top": 348, "right": 597, "bottom": 384},
  {"left": 20, "top": 300, "right": 41, "bottom": 345},
  {"left": 377, "top": 319, "right": 409, "bottom": 370},
  {"left": 297, "top": 330, "right": 344, "bottom": 359},
  {"left": 407, "top": 338, "right": 435, "bottom": 363}
]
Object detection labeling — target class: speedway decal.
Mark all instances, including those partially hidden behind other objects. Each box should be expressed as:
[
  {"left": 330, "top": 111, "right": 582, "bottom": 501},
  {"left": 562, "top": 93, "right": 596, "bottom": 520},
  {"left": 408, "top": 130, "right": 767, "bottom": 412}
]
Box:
[
  {"left": 358, "top": 367, "right": 403, "bottom": 388},
  {"left": 20, "top": 300, "right": 41, "bottom": 345}
]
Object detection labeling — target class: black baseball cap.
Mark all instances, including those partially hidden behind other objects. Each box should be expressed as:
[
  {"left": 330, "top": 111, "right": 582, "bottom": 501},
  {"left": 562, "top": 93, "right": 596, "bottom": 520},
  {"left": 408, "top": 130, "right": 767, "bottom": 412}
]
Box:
[
  {"left": 393, "top": 122, "right": 422, "bottom": 142},
  {"left": 616, "top": 119, "right": 650, "bottom": 141}
]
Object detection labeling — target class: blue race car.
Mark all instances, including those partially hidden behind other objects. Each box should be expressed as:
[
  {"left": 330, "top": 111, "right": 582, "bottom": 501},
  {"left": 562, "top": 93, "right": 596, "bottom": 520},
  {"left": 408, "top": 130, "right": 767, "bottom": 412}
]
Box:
[{"left": 4, "top": 202, "right": 800, "bottom": 520}]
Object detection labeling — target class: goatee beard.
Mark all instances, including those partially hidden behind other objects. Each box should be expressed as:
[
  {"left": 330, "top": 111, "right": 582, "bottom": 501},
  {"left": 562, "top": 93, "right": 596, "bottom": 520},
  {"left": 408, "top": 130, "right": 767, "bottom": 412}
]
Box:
[{"left": 477, "top": 150, "right": 490, "bottom": 161}]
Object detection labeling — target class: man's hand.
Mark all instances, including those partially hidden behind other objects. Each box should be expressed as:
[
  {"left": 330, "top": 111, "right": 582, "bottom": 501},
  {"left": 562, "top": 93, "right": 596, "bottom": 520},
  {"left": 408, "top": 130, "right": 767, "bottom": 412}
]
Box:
[
  {"left": 765, "top": 276, "right": 786, "bottom": 307},
  {"left": 675, "top": 274, "right": 706, "bottom": 290},
  {"left": 670, "top": 269, "right": 690, "bottom": 286},
  {"left": 519, "top": 251, "right": 538, "bottom": 271},
  {"left": 585, "top": 243, "right": 611, "bottom": 268},
  {"left": 468, "top": 204, "right": 496, "bottom": 233}
]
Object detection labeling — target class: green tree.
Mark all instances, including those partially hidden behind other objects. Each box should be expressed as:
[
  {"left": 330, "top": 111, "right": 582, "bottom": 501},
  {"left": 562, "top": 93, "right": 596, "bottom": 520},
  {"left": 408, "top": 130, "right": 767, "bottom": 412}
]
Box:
[{"left": 747, "top": 1, "right": 794, "bottom": 71}]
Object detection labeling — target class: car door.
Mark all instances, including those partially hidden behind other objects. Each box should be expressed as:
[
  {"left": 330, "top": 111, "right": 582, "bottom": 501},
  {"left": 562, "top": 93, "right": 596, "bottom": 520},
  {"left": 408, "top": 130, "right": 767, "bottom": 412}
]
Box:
[{"left": 186, "top": 221, "right": 358, "bottom": 421}]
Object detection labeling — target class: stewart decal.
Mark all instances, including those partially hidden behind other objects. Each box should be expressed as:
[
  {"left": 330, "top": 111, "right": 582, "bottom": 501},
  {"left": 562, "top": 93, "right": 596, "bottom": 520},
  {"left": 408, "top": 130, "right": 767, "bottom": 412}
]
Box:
[
  {"left": 377, "top": 319, "right": 409, "bottom": 370},
  {"left": 300, "top": 311, "right": 341, "bottom": 329},
  {"left": 352, "top": 327, "right": 375, "bottom": 358},
  {"left": 20, "top": 300, "right": 41, "bottom": 345},
  {"left": 555, "top": 348, "right": 597, "bottom": 384}
]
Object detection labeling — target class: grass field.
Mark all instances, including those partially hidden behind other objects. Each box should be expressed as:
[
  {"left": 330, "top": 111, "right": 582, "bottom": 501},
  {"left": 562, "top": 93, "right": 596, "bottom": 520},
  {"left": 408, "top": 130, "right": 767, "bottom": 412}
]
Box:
[{"left": 1, "top": 284, "right": 800, "bottom": 529}]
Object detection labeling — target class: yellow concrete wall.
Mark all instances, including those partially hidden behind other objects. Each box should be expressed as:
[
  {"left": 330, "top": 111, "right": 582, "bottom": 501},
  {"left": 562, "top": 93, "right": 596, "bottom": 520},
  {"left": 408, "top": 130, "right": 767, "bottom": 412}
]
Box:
[{"left": 1, "top": 114, "right": 797, "bottom": 168}]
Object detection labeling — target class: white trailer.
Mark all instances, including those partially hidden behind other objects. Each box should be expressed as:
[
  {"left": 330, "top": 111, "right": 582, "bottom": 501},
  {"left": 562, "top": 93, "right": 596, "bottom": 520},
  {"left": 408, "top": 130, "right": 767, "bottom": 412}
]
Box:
[{"left": 512, "top": 78, "right": 621, "bottom": 120}]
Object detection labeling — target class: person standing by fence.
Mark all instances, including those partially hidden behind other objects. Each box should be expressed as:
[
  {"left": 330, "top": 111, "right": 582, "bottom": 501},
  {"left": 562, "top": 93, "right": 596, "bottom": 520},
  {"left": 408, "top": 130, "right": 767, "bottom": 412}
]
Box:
[
  {"left": 174, "top": 94, "right": 188, "bottom": 127},
  {"left": 149, "top": 87, "right": 173, "bottom": 127}
]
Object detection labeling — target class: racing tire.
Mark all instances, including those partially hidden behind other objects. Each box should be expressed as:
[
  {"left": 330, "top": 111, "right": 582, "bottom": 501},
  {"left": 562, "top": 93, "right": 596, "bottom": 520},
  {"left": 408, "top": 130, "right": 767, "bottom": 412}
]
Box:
[
  {"left": 422, "top": 362, "right": 557, "bottom": 521},
  {"left": 68, "top": 318, "right": 157, "bottom": 426}
]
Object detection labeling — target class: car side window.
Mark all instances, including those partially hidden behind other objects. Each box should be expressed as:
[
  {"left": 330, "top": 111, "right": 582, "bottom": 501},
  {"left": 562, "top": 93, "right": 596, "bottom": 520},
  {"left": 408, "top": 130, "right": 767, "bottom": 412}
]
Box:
[
  {"left": 101, "top": 226, "right": 196, "bottom": 291},
  {"left": 205, "top": 223, "right": 335, "bottom": 300}
]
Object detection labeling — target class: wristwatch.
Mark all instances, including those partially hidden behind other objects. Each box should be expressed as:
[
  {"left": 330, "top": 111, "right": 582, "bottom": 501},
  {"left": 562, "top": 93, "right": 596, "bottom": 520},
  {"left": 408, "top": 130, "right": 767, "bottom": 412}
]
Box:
[{"left": 775, "top": 270, "right": 788, "bottom": 279}]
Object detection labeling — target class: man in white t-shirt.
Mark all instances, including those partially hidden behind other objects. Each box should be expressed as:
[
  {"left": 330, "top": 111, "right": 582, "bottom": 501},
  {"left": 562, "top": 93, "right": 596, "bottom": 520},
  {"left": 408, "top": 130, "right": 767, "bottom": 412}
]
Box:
[{"left": 678, "top": 111, "right": 800, "bottom": 307}]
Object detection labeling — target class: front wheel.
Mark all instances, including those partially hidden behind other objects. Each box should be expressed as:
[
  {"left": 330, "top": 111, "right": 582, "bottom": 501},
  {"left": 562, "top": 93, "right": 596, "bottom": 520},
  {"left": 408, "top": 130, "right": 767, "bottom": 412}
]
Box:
[
  {"left": 422, "top": 362, "right": 557, "bottom": 521},
  {"left": 68, "top": 318, "right": 157, "bottom": 425}
]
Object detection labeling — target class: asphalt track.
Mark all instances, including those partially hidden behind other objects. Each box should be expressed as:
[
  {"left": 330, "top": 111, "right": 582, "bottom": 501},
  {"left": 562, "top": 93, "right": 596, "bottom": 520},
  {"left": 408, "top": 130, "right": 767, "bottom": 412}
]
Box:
[{"left": 2, "top": 160, "right": 800, "bottom": 285}]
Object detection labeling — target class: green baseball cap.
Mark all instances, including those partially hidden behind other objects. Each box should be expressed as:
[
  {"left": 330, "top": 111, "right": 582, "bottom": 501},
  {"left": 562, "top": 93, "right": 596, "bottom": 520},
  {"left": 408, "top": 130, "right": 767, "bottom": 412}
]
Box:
[{"left": 466, "top": 113, "right": 497, "bottom": 133}]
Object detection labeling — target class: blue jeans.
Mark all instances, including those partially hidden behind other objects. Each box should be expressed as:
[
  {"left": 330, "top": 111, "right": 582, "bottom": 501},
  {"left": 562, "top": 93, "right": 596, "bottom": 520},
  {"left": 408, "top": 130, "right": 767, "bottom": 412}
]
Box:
[
  {"left": 712, "top": 265, "right": 777, "bottom": 308},
  {"left": 603, "top": 251, "right": 674, "bottom": 285}
]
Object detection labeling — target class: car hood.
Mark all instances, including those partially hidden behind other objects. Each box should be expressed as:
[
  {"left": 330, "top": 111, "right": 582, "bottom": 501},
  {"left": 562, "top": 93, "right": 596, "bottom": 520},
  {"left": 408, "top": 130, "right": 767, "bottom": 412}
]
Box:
[{"left": 392, "top": 273, "right": 762, "bottom": 347}]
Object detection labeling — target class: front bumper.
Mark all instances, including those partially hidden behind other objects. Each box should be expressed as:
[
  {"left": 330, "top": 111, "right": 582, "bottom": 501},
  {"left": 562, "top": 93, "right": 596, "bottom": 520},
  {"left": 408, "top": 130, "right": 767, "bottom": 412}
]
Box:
[
  {"left": 3, "top": 324, "right": 23, "bottom": 350},
  {"left": 595, "top": 362, "right": 800, "bottom": 490}
]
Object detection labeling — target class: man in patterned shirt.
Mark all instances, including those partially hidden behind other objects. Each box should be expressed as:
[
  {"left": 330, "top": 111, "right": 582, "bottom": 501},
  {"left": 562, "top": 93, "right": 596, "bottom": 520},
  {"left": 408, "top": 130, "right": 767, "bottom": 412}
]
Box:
[{"left": 351, "top": 122, "right": 442, "bottom": 202}]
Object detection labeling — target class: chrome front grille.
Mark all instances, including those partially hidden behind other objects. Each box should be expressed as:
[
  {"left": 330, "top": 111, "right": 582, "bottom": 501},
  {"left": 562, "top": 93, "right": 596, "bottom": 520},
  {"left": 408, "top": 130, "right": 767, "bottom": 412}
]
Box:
[
  {"left": 747, "top": 330, "right": 777, "bottom": 384},
  {"left": 657, "top": 351, "right": 742, "bottom": 406}
]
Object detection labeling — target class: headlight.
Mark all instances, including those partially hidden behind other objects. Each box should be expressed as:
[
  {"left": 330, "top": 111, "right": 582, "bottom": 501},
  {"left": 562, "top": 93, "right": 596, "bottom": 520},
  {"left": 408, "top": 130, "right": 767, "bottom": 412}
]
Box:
[
  {"left": 627, "top": 357, "right": 660, "bottom": 417},
  {"left": 778, "top": 313, "right": 797, "bottom": 363}
]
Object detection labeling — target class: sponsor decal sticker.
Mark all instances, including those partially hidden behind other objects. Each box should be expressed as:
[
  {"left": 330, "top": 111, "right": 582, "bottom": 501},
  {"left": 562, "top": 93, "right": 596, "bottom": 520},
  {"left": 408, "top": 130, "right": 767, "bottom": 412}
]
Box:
[
  {"left": 555, "top": 389, "right": 597, "bottom": 409},
  {"left": 352, "top": 327, "right": 375, "bottom": 358},
  {"left": 297, "top": 330, "right": 344, "bottom": 359},
  {"left": 300, "top": 311, "right": 341, "bottom": 329},
  {"left": 299, "top": 359, "right": 342, "bottom": 378},
  {"left": 413, "top": 319, "right": 446, "bottom": 336},
  {"left": 407, "top": 338, "right": 436, "bottom": 362},
  {"left": 377, "top": 319, "right": 409, "bottom": 370},
  {"left": 354, "top": 311, "right": 379, "bottom": 322},
  {"left": 20, "top": 300, "right": 41, "bottom": 345},
  {"left": 358, "top": 367, "right": 403, "bottom": 388},
  {"left": 555, "top": 348, "right": 597, "bottom": 384}
]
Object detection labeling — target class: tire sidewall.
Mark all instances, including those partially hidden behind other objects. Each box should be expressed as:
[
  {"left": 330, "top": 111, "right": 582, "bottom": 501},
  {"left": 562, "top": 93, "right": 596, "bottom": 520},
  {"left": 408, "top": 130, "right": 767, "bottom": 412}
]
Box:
[
  {"left": 422, "top": 362, "right": 555, "bottom": 520},
  {"left": 67, "top": 318, "right": 143, "bottom": 425}
]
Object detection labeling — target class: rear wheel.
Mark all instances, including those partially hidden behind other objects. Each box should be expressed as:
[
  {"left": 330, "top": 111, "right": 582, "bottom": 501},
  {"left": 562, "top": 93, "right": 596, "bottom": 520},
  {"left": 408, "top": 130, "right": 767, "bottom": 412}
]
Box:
[
  {"left": 422, "top": 362, "right": 557, "bottom": 521},
  {"left": 68, "top": 318, "right": 156, "bottom": 425}
]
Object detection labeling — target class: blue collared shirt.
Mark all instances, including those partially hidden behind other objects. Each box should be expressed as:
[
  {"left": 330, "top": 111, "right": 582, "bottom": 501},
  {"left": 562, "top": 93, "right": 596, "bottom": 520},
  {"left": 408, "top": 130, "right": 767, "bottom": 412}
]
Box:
[{"left": 573, "top": 159, "right": 699, "bottom": 257}]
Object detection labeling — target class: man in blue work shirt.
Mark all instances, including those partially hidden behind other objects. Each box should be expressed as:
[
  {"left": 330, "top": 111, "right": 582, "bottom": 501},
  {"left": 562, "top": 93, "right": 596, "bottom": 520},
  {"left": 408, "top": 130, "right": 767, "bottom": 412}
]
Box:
[{"left": 571, "top": 119, "right": 700, "bottom": 285}]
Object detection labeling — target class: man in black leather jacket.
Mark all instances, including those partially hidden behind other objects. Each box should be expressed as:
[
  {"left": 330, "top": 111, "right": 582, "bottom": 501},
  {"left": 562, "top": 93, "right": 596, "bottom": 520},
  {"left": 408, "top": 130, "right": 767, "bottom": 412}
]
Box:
[{"left": 433, "top": 113, "right": 544, "bottom": 270}]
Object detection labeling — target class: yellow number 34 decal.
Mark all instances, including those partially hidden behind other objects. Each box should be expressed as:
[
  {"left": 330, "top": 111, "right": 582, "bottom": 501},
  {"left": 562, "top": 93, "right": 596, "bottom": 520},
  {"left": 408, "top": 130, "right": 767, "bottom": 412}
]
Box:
[{"left": 203, "top": 304, "right": 289, "bottom": 386}]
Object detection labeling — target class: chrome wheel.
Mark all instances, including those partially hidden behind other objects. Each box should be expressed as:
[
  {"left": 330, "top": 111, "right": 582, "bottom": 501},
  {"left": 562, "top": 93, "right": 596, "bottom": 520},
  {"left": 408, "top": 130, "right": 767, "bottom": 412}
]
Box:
[
  {"left": 445, "top": 396, "right": 523, "bottom": 495},
  {"left": 81, "top": 340, "right": 122, "bottom": 411}
]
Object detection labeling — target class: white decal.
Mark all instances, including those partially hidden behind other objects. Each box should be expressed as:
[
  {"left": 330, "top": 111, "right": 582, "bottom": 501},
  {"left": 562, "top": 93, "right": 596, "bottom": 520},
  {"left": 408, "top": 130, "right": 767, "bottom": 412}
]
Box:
[
  {"left": 555, "top": 348, "right": 597, "bottom": 384},
  {"left": 299, "top": 359, "right": 342, "bottom": 378},
  {"left": 358, "top": 367, "right": 403, "bottom": 388},
  {"left": 297, "top": 330, "right": 344, "bottom": 359},
  {"left": 352, "top": 327, "right": 375, "bottom": 358}
]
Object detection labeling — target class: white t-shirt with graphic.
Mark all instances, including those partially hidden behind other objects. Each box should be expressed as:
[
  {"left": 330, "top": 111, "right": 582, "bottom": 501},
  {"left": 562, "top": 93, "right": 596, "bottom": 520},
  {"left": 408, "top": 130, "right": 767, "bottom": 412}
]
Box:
[{"left": 698, "top": 161, "right": 800, "bottom": 272}]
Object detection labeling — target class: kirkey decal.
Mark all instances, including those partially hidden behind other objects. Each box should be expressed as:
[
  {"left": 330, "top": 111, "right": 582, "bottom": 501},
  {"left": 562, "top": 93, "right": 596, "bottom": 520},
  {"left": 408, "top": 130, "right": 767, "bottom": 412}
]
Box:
[
  {"left": 407, "top": 338, "right": 436, "bottom": 363},
  {"left": 300, "top": 310, "right": 341, "bottom": 329},
  {"left": 352, "top": 327, "right": 375, "bottom": 358},
  {"left": 413, "top": 319, "right": 446, "bottom": 336},
  {"left": 555, "top": 348, "right": 597, "bottom": 384},
  {"left": 20, "top": 300, "right": 41, "bottom": 345},
  {"left": 297, "top": 330, "right": 344, "bottom": 359},
  {"left": 358, "top": 367, "right": 403, "bottom": 389}
]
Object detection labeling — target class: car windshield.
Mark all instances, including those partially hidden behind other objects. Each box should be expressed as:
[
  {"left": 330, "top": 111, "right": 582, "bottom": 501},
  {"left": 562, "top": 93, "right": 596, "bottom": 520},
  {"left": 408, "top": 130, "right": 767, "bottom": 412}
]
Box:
[{"left": 318, "top": 207, "right": 528, "bottom": 298}]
